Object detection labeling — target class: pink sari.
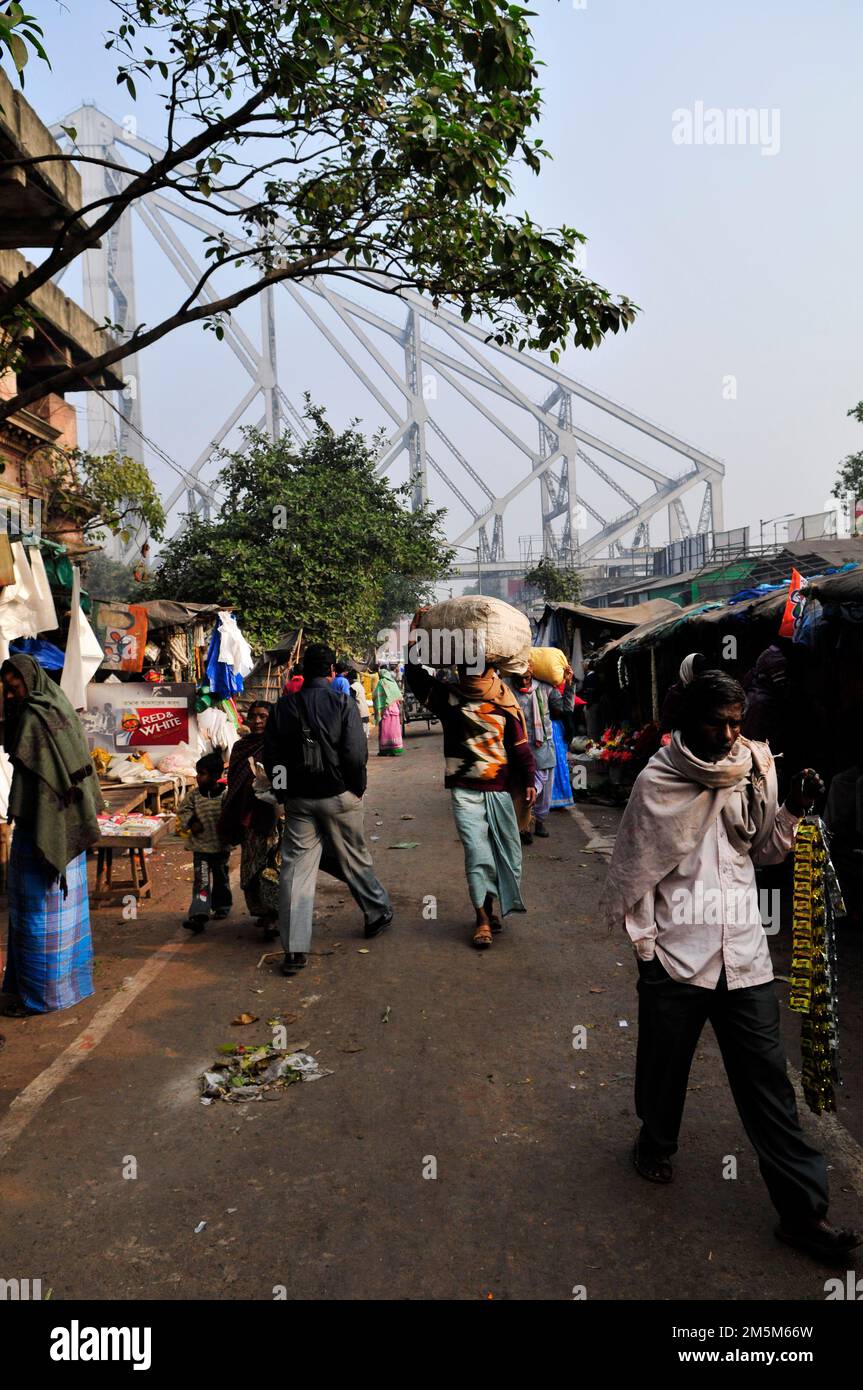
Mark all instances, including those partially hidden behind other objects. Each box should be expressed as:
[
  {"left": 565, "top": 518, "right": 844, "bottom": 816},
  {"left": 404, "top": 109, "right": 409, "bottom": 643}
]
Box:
[{"left": 378, "top": 703, "right": 403, "bottom": 755}]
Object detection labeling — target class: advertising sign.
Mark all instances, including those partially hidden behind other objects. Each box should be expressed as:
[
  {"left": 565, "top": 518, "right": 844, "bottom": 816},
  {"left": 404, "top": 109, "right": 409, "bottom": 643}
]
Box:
[{"left": 83, "top": 681, "right": 196, "bottom": 763}]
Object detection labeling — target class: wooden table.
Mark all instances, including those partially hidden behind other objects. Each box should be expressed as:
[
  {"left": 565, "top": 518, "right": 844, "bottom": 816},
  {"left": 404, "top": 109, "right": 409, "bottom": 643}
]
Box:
[
  {"left": 99, "top": 784, "right": 148, "bottom": 816},
  {"left": 99, "top": 777, "right": 185, "bottom": 815},
  {"left": 93, "top": 815, "right": 174, "bottom": 904}
]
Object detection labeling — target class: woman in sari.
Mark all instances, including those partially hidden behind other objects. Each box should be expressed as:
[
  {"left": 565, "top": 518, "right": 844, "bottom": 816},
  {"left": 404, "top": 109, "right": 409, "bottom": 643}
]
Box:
[
  {"left": 218, "top": 701, "right": 281, "bottom": 938},
  {"left": 373, "top": 665, "right": 404, "bottom": 757},
  {"left": 1, "top": 654, "right": 102, "bottom": 1016},
  {"left": 550, "top": 659, "right": 576, "bottom": 810}
]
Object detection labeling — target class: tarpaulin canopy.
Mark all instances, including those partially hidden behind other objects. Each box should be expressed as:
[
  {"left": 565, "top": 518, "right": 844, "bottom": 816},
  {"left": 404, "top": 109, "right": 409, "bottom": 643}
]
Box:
[
  {"left": 592, "top": 588, "right": 788, "bottom": 663},
  {"left": 538, "top": 597, "right": 681, "bottom": 632},
  {"left": 136, "top": 600, "right": 228, "bottom": 629},
  {"left": 807, "top": 567, "right": 863, "bottom": 603}
]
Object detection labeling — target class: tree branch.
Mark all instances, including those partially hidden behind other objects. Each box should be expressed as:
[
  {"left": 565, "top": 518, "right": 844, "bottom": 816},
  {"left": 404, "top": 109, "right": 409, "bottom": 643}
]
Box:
[
  {"left": 0, "top": 248, "right": 355, "bottom": 424},
  {"left": 0, "top": 83, "right": 277, "bottom": 321}
]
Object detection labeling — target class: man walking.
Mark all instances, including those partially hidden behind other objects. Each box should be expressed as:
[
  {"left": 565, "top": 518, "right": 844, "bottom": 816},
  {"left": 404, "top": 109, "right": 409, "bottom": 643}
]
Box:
[
  {"left": 263, "top": 643, "right": 392, "bottom": 975},
  {"left": 602, "top": 669, "right": 859, "bottom": 1263}
]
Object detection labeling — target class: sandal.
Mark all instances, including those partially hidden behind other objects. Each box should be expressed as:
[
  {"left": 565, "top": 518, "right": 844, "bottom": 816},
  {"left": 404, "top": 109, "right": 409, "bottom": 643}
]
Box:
[
  {"left": 632, "top": 1140, "right": 673, "bottom": 1185},
  {"left": 472, "top": 923, "right": 493, "bottom": 949}
]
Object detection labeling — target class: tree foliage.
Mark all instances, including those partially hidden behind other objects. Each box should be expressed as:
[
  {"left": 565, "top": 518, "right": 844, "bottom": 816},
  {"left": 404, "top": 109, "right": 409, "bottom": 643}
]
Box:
[
  {"left": 523, "top": 556, "right": 582, "bottom": 604},
  {"left": 144, "top": 407, "right": 454, "bottom": 653},
  {"left": 83, "top": 551, "right": 140, "bottom": 602},
  {"left": 0, "top": 4, "right": 48, "bottom": 90},
  {"left": 0, "top": 0, "right": 636, "bottom": 421},
  {"left": 832, "top": 400, "right": 863, "bottom": 505},
  {"left": 42, "top": 447, "right": 166, "bottom": 546}
]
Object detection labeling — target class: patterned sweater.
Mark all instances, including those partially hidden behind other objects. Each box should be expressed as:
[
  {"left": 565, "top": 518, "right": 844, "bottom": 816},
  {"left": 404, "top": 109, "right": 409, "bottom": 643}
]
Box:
[
  {"left": 177, "top": 786, "right": 229, "bottom": 854},
  {"left": 404, "top": 663, "right": 535, "bottom": 793}
]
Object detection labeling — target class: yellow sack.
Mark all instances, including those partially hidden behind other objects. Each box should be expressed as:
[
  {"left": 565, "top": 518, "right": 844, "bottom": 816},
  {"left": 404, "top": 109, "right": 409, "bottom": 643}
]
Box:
[{"left": 529, "top": 647, "right": 568, "bottom": 686}]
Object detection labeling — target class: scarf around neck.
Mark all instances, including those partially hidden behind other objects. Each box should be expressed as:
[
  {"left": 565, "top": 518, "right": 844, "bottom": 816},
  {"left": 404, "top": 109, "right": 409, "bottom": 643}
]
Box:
[
  {"left": 457, "top": 669, "right": 526, "bottom": 726},
  {"left": 601, "top": 731, "right": 777, "bottom": 930}
]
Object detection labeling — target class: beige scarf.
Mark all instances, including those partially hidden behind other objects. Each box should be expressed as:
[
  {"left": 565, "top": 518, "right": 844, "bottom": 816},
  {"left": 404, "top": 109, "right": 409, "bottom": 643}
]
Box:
[{"left": 601, "top": 732, "right": 777, "bottom": 930}]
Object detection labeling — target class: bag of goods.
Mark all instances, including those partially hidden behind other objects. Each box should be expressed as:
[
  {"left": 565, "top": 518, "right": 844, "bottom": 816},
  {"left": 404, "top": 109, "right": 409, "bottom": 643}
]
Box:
[
  {"left": 413, "top": 595, "right": 532, "bottom": 674},
  {"left": 529, "top": 646, "right": 569, "bottom": 687}
]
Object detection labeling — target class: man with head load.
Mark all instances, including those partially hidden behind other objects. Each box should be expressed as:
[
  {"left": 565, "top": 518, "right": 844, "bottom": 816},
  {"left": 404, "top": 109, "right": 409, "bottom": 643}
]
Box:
[
  {"left": 603, "top": 669, "right": 859, "bottom": 1264},
  {"left": 405, "top": 616, "right": 536, "bottom": 950}
]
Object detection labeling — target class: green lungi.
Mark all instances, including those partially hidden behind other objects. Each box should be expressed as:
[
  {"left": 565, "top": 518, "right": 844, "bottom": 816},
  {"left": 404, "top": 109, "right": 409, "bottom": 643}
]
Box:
[{"left": 450, "top": 787, "right": 526, "bottom": 917}]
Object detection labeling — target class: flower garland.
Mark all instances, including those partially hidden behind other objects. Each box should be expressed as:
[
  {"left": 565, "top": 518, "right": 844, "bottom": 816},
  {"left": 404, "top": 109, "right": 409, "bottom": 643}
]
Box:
[{"left": 789, "top": 818, "right": 843, "bottom": 1115}]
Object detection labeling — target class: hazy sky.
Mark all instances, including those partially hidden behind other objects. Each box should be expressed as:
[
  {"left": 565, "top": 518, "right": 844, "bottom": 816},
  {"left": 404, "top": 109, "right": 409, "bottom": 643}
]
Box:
[{"left": 21, "top": 0, "right": 863, "bottom": 556}]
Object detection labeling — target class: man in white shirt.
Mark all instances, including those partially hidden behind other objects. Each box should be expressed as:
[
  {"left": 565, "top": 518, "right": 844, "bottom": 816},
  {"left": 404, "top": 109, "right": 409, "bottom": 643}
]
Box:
[{"left": 603, "top": 669, "right": 858, "bottom": 1264}]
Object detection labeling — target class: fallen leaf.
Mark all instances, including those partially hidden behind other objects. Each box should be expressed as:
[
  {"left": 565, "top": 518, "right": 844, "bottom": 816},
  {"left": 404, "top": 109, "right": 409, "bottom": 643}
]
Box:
[
  {"left": 388, "top": 841, "right": 419, "bottom": 849},
  {"left": 231, "top": 1013, "right": 259, "bottom": 1026},
  {"left": 381, "top": 1004, "right": 391, "bottom": 1024},
  {"left": 341, "top": 1045, "right": 364, "bottom": 1054},
  {"left": 589, "top": 986, "right": 605, "bottom": 994},
  {"left": 400, "top": 814, "right": 415, "bottom": 820},
  {"left": 357, "top": 948, "right": 370, "bottom": 954}
]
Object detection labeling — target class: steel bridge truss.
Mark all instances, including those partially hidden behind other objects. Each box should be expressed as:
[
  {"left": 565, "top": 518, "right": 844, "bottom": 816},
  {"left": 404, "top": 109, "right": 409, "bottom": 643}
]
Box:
[{"left": 55, "top": 105, "right": 725, "bottom": 568}]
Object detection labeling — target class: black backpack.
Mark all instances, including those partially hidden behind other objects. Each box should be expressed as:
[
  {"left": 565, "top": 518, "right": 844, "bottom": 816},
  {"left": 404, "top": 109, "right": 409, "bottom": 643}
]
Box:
[{"left": 296, "top": 691, "right": 325, "bottom": 778}]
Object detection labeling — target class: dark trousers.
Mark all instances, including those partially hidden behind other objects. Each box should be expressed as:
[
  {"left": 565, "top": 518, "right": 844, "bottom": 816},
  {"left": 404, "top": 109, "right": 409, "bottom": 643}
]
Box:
[
  {"left": 635, "top": 957, "right": 829, "bottom": 1222},
  {"left": 188, "top": 851, "right": 232, "bottom": 919}
]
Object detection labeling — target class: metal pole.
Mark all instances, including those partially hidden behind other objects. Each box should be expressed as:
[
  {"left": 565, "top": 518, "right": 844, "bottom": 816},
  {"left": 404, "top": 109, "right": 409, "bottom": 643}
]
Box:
[{"left": 477, "top": 548, "right": 482, "bottom": 595}]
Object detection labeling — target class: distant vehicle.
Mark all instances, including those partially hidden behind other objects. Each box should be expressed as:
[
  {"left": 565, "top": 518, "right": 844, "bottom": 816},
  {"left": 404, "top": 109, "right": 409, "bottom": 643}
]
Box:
[{"left": 402, "top": 688, "right": 439, "bottom": 731}]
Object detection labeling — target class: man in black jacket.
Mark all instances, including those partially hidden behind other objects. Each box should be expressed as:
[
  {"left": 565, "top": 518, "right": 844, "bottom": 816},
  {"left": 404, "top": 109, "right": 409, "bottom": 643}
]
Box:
[{"left": 263, "top": 643, "right": 392, "bottom": 975}]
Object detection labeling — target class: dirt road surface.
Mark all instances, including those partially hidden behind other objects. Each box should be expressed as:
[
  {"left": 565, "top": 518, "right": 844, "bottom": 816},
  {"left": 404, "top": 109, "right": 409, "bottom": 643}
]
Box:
[{"left": 1, "top": 726, "right": 861, "bottom": 1300}]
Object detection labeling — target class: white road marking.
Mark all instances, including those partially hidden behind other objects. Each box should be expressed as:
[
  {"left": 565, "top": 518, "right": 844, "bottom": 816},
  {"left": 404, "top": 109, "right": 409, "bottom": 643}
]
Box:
[{"left": 0, "top": 933, "right": 189, "bottom": 1163}]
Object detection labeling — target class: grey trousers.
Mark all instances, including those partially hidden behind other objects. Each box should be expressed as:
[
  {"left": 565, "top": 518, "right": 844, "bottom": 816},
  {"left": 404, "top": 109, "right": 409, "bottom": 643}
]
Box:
[{"left": 278, "top": 791, "right": 391, "bottom": 953}]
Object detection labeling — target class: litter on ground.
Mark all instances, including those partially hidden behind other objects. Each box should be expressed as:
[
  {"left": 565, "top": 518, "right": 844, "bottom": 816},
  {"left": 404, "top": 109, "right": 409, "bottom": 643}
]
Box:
[{"left": 200, "top": 1044, "right": 333, "bottom": 1102}]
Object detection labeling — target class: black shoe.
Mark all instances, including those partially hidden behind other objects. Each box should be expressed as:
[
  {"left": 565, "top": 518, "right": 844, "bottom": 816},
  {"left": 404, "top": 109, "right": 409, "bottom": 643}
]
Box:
[
  {"left": 281, "top": 952, "right": 308, "bottom": 976},
  {"left": 776, "top": 1217, "right": 861, "bottom": 1265},
  {"left": 520, "top": 831, "right": 534, "bottom": 846},
  {"left": 364, "top": 909, "right": 393, "bottom": 940},
  {"left": 534, "top": 820, "right": 549, "bottom": 838},
  {"left": 182, "top": 917, "right": 206, "bottom": 934},
  {"left": 632, "top": 1138, "right": 673, "bottom": 1185},
  {"left": 212, "top": 908, "right": 230, "bottom": 920}
]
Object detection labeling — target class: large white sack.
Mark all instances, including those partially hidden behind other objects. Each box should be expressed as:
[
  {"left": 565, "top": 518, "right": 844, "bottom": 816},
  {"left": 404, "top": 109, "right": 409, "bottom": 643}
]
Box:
[{"left": 415, "top": 595, "right": 531, "bottom": 674}]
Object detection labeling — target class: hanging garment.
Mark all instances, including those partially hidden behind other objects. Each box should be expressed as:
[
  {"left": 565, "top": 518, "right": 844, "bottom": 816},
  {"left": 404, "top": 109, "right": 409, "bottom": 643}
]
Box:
[
  {"left": 217, "top": 611, "right": 254, "bottom": 678},
  {"left": 205, "top": 621, "right": 245, "bottom": 698}
]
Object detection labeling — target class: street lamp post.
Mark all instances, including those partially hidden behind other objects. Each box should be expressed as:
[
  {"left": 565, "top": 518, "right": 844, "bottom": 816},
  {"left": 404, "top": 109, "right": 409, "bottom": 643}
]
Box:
[{"left": 759, "top": 512, "right": 793, "bottom": 548}]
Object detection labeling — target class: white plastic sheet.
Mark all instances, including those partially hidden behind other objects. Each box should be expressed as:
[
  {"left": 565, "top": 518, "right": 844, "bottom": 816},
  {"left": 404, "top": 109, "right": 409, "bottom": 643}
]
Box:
[
  {"left": 61, "top": 566, "right": 104, "bottom": 710},
  {"left": 26, "top": 546, "right": 58, "bottom": 632}
]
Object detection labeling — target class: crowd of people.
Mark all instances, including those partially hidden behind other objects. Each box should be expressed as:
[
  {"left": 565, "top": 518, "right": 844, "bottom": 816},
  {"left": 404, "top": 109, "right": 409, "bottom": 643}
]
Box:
[{"left": 0, "top": 631, "right": 860, "bottom": 1266}]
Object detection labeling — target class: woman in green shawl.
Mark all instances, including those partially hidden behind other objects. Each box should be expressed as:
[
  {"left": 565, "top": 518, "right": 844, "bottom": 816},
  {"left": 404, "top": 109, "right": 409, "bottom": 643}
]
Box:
[
  {"left": 373, "top": 665, "right": 404, "bottom": 756},
  {"left": 1, "top": 655, "right": 102, "bottom": 1016}
]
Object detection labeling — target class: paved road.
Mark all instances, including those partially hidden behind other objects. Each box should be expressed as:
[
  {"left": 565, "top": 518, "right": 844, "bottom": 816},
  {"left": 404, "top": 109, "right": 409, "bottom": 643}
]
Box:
[{"left": 1, "top": 726, "right": 861, "bottom": 1300}]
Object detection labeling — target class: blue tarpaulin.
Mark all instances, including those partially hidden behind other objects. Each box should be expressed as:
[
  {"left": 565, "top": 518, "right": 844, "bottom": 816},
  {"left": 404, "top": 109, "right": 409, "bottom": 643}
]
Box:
[{"left": 9, "top": 636, "right": 65, "bottom": 670}]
